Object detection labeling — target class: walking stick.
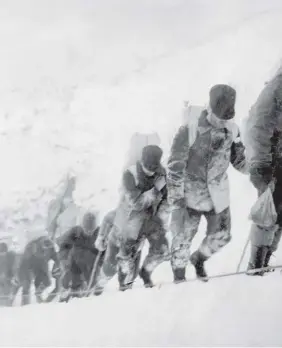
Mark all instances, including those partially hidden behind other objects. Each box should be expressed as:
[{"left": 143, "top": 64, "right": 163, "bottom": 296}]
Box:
[
  {"left": 86, "top": 251, "right": 102, "bottom": 296},
  {"left": 236, "top": 233, "right": 251, "bottom": 272}
]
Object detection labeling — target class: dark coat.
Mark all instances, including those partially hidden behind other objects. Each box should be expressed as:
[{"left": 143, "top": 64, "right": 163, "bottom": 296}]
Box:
[
  {"left": 114, "top": 161, "right": 168, "bottom": 240},
  {"left": 245, "top": 70, "right": 282, "bottom": 189},
  {"left": 58, "top": 226, "right": 103, "bottom": 289}
]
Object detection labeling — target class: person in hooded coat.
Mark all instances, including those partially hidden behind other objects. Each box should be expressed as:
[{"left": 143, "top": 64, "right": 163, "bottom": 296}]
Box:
[
  {"left": 94, "top": 145, "right": 170, "bottom": 294},
  {"left": 244, "top": 67, "right": 282, "bottom": 274},
  {"left": 0, "top": 242, "right": 21, "bottom": 306},
  {"left": 167, "top": 84, "right": 248, "bottom": 282},
  {"left": 9, "top": 235, "right": 60, "bottom": 306},
  {"left": 57, "top": 212, "right": 104, "bottom": 301}
]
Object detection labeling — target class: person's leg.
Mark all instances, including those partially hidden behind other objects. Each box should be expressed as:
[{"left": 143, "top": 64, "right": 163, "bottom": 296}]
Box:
[
  {"left": 170, "top": 207, "right": 201, "bottom": 282},
  {"left": 264, "top": 183, "right": 282, "bottom": 269},
  {"left": 117, "top": 238, "right": 141, "bottom": 291},
  {"left": 94, "top": 240, "right": 120, "bottom": 295},
  {"left": 191, "top": 207, "right": 231, "bottom": 280},
  {"left": 140, "top": 216, "right": 170, "bottom": 287},
  {"left": 34, "top": 261, "right": 51, "bottom": 303}
]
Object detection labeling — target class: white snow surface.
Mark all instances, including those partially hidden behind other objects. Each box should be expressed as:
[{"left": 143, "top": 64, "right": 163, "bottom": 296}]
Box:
[
  {"left": 1, "top": 273, "right": 282, "bottom": 347},
  {"left": 1, "top": 0, "right": 282, "bottom": 346}
]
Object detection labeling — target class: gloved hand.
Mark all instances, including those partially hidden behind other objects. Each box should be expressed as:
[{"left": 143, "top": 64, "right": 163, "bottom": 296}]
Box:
[
  {"left": 154, "top": 176, "right": 166, "bottom": 191},
  {"left": 95, "top": 236, "right": 107, "bottom": 252},
  {"left": 250, "top": 166, "right": 273, "bottom": 194},
  {"left": 140, "top": 187, "right": 159, "bottom": 208}
]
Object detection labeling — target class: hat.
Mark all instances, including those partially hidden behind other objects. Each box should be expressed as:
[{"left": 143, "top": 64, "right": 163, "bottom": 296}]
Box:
[
  {"left": 209, "top": 84, "right": 236, "bottom": 120},
  {"left": 82, "top": 212, "right": 97, "bottom": 233},
  {"left": 141, "top": 145, "right": 163, "bottom": 172}
]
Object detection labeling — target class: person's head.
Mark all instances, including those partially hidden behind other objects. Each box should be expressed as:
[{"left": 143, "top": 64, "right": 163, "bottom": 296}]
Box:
[
  {"left": 38, "top": 236, "right": 55, "bottom": 260},
  {"left": 141, "top": 145, "right": 163, "bottom": 176},
  {"left": 82, "top": 212, "right": 97, "bottom": 234},
  {"left": 208, "top": 84, "right": 236, "bottom": 128}
]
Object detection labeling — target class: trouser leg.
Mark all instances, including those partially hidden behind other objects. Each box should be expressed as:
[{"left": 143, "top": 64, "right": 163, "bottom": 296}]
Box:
[
  {"left": 94, "top": 240, "right": 120, "bottom": 295},
  {"left": 170, "top": 207, "right": 201, "bottom": 282},
  {"left": 140, "top": 216, "right": 170, "bottom": 287},
  {"left": 190, "top": 207, "right": 231, "bottom": 280}
]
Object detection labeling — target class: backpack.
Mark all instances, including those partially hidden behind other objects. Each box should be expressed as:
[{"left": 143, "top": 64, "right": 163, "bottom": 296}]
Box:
[
  {"left": 182, "top": 103, "right": 205, "bottom": 147},
  {"left": 123, "top": 132, "right": 161, "bottom": 169}
]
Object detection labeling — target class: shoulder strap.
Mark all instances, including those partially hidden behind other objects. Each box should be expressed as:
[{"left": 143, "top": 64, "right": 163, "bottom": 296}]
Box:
[
  {"left": 127, "top": 164, "right": 139, "bottom": 186},
  {"left": 182, "top": 104, "right": 204, "bottom": 148}
]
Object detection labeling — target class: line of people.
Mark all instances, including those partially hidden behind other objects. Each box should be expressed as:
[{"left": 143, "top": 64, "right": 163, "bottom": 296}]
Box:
[{"left": 1, "top": 69, "right": 282, "bottom": 306}]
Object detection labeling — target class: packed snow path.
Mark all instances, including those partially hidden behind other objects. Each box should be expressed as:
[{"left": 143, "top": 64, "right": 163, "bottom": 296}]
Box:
[{"left": 0, "top": 272, "right": 281, "bottom": 346}]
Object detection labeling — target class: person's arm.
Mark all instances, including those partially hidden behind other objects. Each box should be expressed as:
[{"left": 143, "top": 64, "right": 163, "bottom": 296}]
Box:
[
  {"left": 230, "top": 128, "right": 248, "bottom": 174},
  {"left": 167, "top": 125, "right": 189, "bottom": 206},
  {"left": 123, "top": 170, "right": 158, "bottom": 211},
  {"left": 246, "top": 89, "right": 280, "bottom": 191},
  {"left": 95, "top": 212, "right": 115, "bottom": 251}
]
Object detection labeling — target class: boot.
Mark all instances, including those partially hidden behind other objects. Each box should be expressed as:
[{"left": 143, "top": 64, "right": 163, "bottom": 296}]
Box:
[
  {"left": 21, "top": 293, "right": 31, "bottom": 306},
  {"left": 70, "top": 285, "right": 84, "bottom": 299},
  {"left": 93, "top": 279, "right": 107, "bottom": 296},
  {"left": 263, "top": 247, "right": 275, "bottom": 272},
  {"left": 59, "top": 288, "right": 71, "bottom": 302},
  {"left": 190, "top": 251, "right": 208, "bottom": 282},
  {"left": 173, "top": 267, "right": 186, "bottom": 284},
  {"left": 93, "top": 272, "right": 111, "bottom": 296},
  {"left": 35, "top": 294, "right": 43, "bottom": 303},
  {"left": 118, "top": 269, "right": 133, "bottom": 292},
  {"left": 264, "top": 247, "right": 272, "bottom": 267},
  {"left": 35, "top": 284, "right": 45, "bottom": 303},
  {"left": 119, "top": 283, "right": 133, "bottom": 292},
  {"left": 93, "top": 285, "right": 104, "bottom": 296},
  {"left": 247, "top": 245, "right": 268, "bottom": 276},
  {"left": 139, "top": 267, "right": 154, "bottom": 288}
]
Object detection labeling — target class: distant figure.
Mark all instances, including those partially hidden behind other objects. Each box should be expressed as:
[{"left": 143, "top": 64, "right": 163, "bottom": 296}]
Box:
[
  {"left": 46, "top": 174, "right": 81, "bottom": 241},
  {"left": 10, "top": 236, "right": 60, "bottom": 306},
  {"left": 57, "top": 212, "right": 104, "bottom": 301},
  {"left": 0, "top": 242, "right": 21, "bottom": 306}
]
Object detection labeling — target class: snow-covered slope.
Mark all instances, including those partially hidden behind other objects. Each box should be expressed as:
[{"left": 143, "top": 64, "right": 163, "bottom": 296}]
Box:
[
  {"left": 1, "top": 0, "right": 282, "bottom": 239},
  {"left": 1, "top": 272, "right": 282, "bottom": 346},
  {"left": 1, "top": 0, "right": 282, "bottom": 346}
]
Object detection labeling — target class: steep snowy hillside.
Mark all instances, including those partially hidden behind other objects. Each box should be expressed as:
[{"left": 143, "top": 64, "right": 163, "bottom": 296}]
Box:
[
  {"left": 1, "top": 0, "right": 282, "bottom": 346},
  {"left": 1, "top": 0, "right": 282, "bottom": 243}
]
